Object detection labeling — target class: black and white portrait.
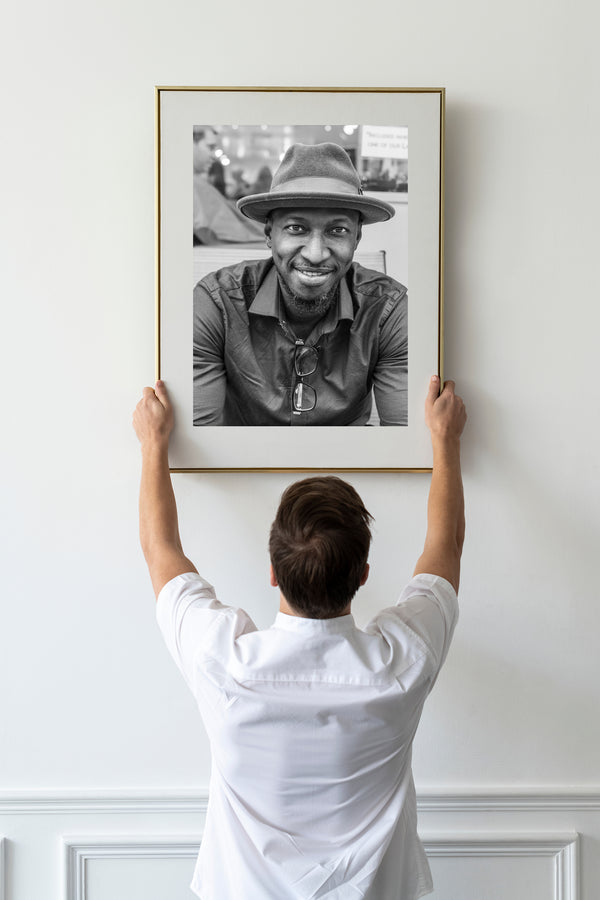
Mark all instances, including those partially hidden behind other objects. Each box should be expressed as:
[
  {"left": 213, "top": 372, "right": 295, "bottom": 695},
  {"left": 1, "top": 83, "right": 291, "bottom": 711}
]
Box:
[
  {"left": 156, "top": 88, "right": 443, "bottom": 470},
  {"left": 191, "top": 125, "right": 409, "bottom": 427}
]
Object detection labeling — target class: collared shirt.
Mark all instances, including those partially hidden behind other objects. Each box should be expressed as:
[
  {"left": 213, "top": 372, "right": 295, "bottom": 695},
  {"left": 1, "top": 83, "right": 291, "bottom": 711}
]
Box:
[
  {"left": 193, "top": 258, "right": 408, "bottom": 426},
  {"left": 157, "top": 572, "right": 458, "bottom": 900}
]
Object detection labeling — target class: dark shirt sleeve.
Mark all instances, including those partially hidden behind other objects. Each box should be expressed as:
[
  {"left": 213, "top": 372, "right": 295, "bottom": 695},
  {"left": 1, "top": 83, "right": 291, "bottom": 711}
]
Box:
[
  {"left": 372, "top": 290, "right": 408, "bottom": 426},
  {"left": 193, "top": 282, "right": 229, "bottom": 425}
]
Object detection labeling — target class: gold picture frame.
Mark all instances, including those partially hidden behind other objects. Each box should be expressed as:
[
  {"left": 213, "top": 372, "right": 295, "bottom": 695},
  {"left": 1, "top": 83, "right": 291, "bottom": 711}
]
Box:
[{"left": 156, "top": 86, "right": 445, "bottom": 472}]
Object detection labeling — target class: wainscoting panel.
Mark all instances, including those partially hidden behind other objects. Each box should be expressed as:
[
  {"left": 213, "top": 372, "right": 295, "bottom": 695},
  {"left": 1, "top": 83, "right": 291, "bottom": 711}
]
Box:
[
  {"left": 0, "top": 791, "right": 595, "bottom": 900},
  {"left": 424, "top": 834, "right": 578, "bottom": 900},
  {"left": 63, "top": 837, "right": 200, "bottom": 900},
  {"left": 0, "top": 837, "right": 5, "bottom": 900}
]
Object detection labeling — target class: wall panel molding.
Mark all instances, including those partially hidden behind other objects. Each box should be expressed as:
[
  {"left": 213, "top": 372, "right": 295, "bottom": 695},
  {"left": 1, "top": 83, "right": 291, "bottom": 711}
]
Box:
[
  {"left": 62, "top": 831, "right": 579, "bottom": 900},
  {"left": 61, "top": 831, "right": 579, "bottom": 900},
  {"left": 0, "top": 795, "right": 591, "bottom": 900},
  {"left": 0, "top": 792, "right": 208, "bottom": 816},
  {"left": 423, "top": 834, "right": 579, "bottom": 900},
  {"left": 0, "top": 791, "right": 209, "bottom": 815},
  {"left": 0, "top": 798, "right": 589, "bottom": 900},
  {"left": 0, "top": 837, "right": 5, "bottom": 900},
  {"left": 1, "top": 788, "right": 599, "bottom": 814},
  {"left": 418, "top": 792, "right": 600, "bottom": 812},
  {"left": 63, "top": 836, "right": 201, "bottom": 900}
]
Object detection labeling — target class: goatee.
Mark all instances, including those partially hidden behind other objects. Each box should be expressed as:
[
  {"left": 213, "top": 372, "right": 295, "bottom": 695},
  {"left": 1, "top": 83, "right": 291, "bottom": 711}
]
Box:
[{"left": 280, "top": 282, "right": 339, "bottom": 322}]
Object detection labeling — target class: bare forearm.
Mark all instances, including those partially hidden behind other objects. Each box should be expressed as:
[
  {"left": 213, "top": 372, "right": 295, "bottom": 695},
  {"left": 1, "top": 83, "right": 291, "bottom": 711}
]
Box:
[
  {"left": 414, "top": 377, "right": 466, "bottom": 591},
  {"left": 426, "top": 437, "right": 465, "bottom": 558},
  {"left": 139, "top": 440, "right": 183, "bottom": 559},
  {"left": 414, "top": 439, "right": 464, "bottom": 590},
  {"left": 134, "top": 382, "right": 197, "bottom": 598}
]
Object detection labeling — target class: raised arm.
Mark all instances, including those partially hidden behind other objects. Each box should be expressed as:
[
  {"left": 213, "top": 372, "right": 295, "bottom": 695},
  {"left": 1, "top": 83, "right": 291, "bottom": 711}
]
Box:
[
  {"left": 413, "top": 376, "right": 467, "bottom": 592},
  {"left": 133, "top": 381, "right": 197, "bottom": 599}
]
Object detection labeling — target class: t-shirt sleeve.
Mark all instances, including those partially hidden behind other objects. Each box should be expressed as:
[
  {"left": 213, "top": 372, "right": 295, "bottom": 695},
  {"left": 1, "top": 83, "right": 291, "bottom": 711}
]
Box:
[
  {"left": 367, "top": 574, "right": 458, "bottom": 684},
  {"left": 155, "top": 572, "right": 256, "bottom": 691},
  {"left": 392, "top": 574, "right": 459, "bottom": 673}
]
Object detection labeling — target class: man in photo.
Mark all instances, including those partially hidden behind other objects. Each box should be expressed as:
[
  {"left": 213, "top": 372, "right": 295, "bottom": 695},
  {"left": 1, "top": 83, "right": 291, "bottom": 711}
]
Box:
[{"left": 193, "top": 142, "right": 408, "bottom": 426}]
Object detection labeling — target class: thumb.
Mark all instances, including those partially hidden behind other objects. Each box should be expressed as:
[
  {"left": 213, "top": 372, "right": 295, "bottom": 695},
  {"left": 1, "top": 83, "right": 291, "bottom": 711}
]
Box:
[
  {"left": 426, "top": 375, "right": 441, "bottom": 406},
  {"left": 154, "top": 379, "right": 170, "bottom": 408}
]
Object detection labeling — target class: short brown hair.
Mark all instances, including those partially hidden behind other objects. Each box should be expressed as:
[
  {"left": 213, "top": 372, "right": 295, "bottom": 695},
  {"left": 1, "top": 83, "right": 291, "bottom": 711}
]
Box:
[{"left": 269, "top": 476, "right": 373, "bottom": 618}]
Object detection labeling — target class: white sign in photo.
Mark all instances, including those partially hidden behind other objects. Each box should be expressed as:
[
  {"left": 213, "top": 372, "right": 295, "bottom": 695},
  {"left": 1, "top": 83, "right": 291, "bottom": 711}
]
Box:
[{"left": 361, "top": 125, "right": 409, "bottom": 160}]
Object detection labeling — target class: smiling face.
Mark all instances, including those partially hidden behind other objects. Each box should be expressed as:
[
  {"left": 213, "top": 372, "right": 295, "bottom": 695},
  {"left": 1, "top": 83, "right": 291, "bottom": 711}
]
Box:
[{"left": 266, "top": 207, "right": 362, "bottom": 322}]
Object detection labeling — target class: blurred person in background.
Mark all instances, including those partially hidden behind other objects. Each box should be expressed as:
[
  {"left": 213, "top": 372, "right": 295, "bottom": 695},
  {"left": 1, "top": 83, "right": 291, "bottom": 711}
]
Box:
[
  {"left": 250, "top": 164, "right": 273, "bottom": 195},
  {"left": 193, "top": 127, "right": 264, "bottom": 245},
  {"left": 207, "top": 158, "right": 227, "bottom": 196},
  {"left": 229, "top": 166, "right": 252, "bottom": 200}
]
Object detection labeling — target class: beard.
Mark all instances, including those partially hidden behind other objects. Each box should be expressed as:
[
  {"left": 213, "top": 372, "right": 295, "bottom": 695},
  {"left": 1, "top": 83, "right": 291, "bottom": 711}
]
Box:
[{"left": 278, "top": 277, "right": 339, "bottom": 322}]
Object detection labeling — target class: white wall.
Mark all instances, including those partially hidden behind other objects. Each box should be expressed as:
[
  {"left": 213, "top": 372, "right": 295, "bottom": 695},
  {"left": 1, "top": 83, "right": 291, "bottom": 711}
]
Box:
[{"left": 1, "top": 1, "right": 599, "bottom": 898}]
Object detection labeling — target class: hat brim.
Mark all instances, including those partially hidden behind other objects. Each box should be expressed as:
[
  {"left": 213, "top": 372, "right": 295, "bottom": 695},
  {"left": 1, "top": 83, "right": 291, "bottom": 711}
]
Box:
[{"left": 237, "top": 191, "right": 395, "bottom": 225}]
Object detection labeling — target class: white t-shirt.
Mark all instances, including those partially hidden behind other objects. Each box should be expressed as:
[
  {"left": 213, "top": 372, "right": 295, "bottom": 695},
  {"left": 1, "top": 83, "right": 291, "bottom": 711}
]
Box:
[{"left": 157, "top": 572, "right": 458, "bottom": 900}]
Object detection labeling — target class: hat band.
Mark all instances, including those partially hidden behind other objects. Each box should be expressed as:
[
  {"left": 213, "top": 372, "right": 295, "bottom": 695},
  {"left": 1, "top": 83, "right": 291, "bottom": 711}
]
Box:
[{"left": 271, "top": 175, "right": 360, "bottom": 196}]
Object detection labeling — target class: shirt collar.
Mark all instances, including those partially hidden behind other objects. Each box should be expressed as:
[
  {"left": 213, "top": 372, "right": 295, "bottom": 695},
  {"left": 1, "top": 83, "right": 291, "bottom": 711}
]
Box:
[
  {"left": 339, "top": 272, "right": 355, "bottom": 322},
  {"left": 248, "top": 264, "right": 280, "bottom": 318},
  {"left": 273, "top": 612, "right": 356, "bottom": 633},
  {"left": 248, "top": 262, "right": 356, "bottom": 324}
]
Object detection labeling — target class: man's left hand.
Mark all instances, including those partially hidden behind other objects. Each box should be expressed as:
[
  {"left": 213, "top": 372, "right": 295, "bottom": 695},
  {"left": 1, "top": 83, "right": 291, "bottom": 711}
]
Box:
[{"left": 133, "top": 380, "right": 174, "bottom": 448}]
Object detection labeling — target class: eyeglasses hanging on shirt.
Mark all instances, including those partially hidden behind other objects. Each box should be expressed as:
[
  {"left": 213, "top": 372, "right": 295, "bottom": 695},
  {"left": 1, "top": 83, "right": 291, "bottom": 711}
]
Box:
[
  {"left": 278, "top": 317, "right": 319, "bottom": 415},
  {"left": 292, "top": 344, "right": 319, "bottom": 414}
]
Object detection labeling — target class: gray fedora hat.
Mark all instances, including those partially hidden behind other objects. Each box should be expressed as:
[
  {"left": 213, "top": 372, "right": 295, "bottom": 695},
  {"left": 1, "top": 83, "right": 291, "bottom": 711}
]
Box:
[{"left": 237, "top": 142, "right": 395, "bottom": 225}]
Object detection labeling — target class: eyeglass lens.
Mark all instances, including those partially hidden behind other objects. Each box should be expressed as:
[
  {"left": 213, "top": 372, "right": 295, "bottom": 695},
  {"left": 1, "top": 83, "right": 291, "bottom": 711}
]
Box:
[
  {"left": 295, "top": 345, "right": 318, "bottom": 377},
  {"left": 293, "top": 382, "right": 317, "bottom": 412}
]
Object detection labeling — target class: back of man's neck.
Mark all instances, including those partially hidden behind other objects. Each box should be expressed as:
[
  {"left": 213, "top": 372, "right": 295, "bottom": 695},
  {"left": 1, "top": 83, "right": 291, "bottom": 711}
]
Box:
[{"left": 279, "top": 595, "right": 352, "bottom": 619}]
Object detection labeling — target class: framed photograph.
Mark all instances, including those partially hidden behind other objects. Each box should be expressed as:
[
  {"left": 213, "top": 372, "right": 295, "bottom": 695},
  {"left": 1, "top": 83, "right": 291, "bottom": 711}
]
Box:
[{"left": 156, "top": 86, "right": 444, "bottom": 471}]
